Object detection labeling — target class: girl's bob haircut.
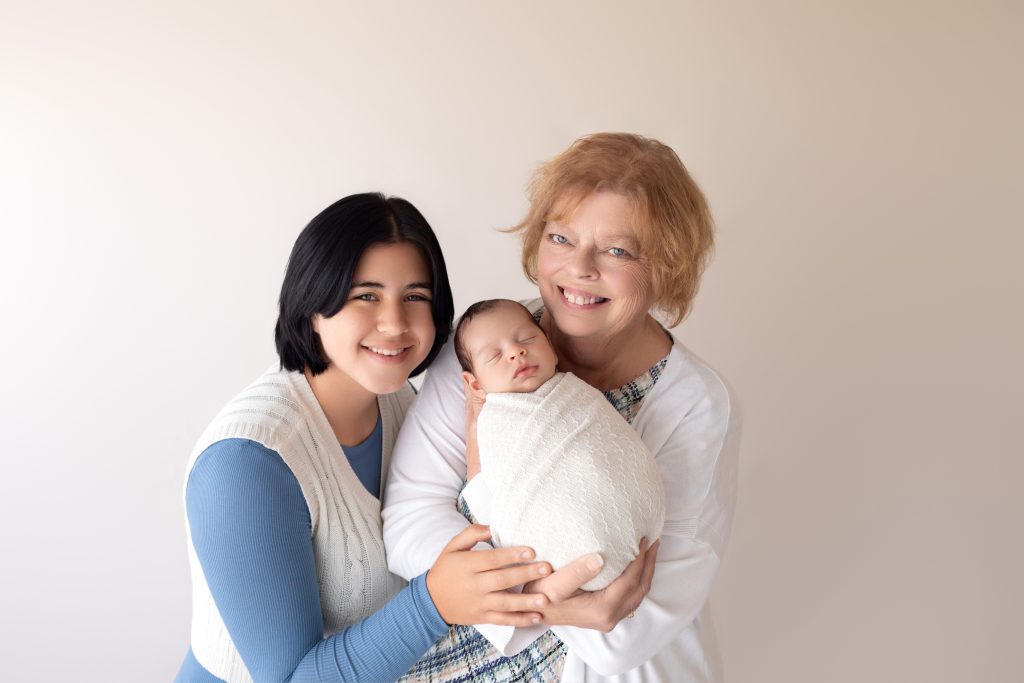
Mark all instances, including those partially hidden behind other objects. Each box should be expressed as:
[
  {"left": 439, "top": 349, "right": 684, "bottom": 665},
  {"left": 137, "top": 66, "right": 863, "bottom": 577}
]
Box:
[
  {"left": 510, "top": 132, "right": 715, "bottom": 327},
  {"left": 275, "top": 192, "right": 454, "bottom": 377}
]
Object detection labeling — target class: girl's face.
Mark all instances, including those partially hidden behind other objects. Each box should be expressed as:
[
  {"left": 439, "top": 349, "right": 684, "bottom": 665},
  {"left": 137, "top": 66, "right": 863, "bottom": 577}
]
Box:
[
  {"left": 312, "top": 241, "right": 435, "bottom": 395},
  {"left": 536, "top": 191, "right": 654, "bottom": 341}
]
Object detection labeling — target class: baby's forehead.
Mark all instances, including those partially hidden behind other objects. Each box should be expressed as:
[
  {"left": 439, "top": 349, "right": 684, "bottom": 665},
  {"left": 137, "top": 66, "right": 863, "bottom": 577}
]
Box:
[
  {"left": 466, "top": 304, "right": 535, "bottom": 338},
  {"left": 485, "top": 303, "right": 533, "bottom": 324}
]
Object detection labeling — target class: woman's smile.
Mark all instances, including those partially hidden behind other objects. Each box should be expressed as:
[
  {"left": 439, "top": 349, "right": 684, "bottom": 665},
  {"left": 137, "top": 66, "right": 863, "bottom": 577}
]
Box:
[{"left": 558, "top": 286, "right": 610, "bottom": 308}]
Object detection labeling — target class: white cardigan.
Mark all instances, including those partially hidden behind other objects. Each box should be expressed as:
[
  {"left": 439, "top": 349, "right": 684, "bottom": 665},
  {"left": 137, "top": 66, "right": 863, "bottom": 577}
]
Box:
[{"left": 383, "top": 301, "right": 741, "bottom": 682}]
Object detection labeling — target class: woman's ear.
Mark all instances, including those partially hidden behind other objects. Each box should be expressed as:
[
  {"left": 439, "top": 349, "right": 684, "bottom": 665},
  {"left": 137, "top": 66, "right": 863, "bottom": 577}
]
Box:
[
  {"left": 311, "top": 314, "right": 322, "bottom": 334},
  {"left": 462, "top": 371, "right": 486, "bottom": 399}
]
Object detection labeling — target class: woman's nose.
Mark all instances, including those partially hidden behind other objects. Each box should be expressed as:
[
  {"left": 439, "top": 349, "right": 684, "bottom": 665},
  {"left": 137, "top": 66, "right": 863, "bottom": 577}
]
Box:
[
  {"left": 567, "top": 247, "right": 598, "bottom": 279},
  {"left": 377, "top": 301, "right": 409, "bottom": 335}
]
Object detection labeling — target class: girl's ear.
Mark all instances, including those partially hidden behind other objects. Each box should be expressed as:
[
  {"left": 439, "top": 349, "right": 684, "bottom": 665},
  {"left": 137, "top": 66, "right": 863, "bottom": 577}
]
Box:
[
  {"left": 311, "top": 314, "right": 322, "bottom": 334},
  {"left": 462, "top": 371, "right": 486, "bottom": 399}
]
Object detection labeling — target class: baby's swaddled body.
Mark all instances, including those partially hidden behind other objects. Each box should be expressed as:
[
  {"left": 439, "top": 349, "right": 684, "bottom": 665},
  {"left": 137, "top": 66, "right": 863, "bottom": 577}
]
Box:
[{"left": 477, "top": 371, "right": 665, "bottom": 590}]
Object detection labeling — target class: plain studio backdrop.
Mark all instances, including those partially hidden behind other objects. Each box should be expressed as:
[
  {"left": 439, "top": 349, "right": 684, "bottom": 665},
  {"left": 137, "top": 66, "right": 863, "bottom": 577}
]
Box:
[{"left": 1, "top": 1, "right": 1021, "bottom": 681}]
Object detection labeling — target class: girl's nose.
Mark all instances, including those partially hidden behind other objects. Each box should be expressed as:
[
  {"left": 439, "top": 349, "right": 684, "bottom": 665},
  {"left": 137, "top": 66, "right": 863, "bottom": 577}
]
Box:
[
  {"left": 377, "top": 301, "right": 409, "bottom": 335},
  {"left": 507, "top": 346, "right": 526, "bottom": 362}
]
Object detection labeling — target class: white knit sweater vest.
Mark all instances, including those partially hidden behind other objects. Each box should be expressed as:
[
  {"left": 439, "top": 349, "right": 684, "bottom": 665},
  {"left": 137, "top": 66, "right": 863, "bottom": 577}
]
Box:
[{"left": 183, "top": 366, "right": 412, "bottom": 683}]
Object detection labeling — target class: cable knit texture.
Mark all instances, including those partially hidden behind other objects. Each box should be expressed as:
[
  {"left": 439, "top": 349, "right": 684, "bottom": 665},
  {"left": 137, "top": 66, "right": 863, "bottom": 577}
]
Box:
[
  {"left": 478, "top": 371, "right": 665, "bottom": 590},
  {"left": 183, "top": 366, "right": 411, "bottom": 683}
]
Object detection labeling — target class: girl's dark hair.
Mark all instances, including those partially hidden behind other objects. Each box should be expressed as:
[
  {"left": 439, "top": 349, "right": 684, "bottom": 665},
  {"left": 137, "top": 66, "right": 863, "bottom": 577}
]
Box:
[{"left": 274, "top": 192, "right": 454, "bottom": 377}]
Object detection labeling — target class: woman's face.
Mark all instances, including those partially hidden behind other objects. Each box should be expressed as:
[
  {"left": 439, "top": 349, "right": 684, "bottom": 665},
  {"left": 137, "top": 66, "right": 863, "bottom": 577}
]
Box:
[
  {"left": 313, "top": 241, "right": 435, "bottom": 395},
  {"left": 536, "top": 191, "right": 654, "bottom": 341}
]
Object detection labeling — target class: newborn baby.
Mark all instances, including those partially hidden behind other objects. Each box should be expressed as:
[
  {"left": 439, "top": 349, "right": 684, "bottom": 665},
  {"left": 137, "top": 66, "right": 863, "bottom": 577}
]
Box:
[{"left": 455, "top": 299, "right": 665, "bottom": 590}]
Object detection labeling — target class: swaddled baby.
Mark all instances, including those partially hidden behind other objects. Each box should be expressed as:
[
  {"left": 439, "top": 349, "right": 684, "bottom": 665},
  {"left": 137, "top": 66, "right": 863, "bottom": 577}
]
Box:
[{"left": 456, "top": 299, "right": 665, "bottom": 590}]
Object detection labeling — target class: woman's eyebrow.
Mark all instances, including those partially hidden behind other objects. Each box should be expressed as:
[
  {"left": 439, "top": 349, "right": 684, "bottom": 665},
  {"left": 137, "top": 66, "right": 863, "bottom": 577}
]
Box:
[{"left": 602, "top": 234, "right": 639, "bottom": 246}]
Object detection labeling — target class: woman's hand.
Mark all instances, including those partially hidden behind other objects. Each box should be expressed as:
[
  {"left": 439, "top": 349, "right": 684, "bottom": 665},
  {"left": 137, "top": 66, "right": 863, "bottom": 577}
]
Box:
[
  {"left": 526, "top": 538, "right": 660, "bottom": 632},
  {"left": 462, "top": 374, "right": 486, "bottom": 480},
  {"left": 426, "top": 524, "right": 553, "bottom": 627}
]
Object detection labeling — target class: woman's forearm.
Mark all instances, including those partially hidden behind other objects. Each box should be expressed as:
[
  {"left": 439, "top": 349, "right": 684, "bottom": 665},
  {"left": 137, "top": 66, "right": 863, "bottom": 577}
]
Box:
[{"left": 383, "top": 342, "right": 478, "bottom": 579}]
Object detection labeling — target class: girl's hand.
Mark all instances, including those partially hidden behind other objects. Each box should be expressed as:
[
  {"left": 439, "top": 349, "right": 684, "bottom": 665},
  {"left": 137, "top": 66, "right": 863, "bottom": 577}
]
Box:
[
  {"left": 462, "top": 374, "right": 486, "bottom": 480},
  {"left": 525, "top": 538, "right": 660, "bottom": 632},
  {"left": 426, "top": 524, "right": 553, "bottom": 627}
]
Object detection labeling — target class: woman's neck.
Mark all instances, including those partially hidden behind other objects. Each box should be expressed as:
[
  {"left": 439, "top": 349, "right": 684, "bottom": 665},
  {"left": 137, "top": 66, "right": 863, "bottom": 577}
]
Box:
[
  {"left": 304, "top": 366, "right": 379, "bottom": 447},
  {"left": 541, "top": 312, "right": 671, "bottom": 392}
]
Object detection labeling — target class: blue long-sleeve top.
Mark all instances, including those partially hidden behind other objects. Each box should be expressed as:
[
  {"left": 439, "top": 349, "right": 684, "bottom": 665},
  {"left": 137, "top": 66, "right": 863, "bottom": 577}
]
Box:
[{"left": 176, "top": 416, "right": 448, "bottom": 683}]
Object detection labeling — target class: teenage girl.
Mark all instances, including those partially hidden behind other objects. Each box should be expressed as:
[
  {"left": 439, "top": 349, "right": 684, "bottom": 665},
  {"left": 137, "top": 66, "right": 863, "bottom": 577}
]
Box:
[{"left": 176, "top": 193, "right": 558, "bottom": 682}]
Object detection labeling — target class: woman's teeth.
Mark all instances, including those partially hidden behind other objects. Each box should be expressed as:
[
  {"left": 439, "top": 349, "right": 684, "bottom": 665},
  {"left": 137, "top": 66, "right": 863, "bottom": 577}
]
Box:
[
  {"left": 562, "top": 290, "right": 608, "bottom": 305},
  {"left": 369, "top": 347, "right": 405, "bottom": 356}
]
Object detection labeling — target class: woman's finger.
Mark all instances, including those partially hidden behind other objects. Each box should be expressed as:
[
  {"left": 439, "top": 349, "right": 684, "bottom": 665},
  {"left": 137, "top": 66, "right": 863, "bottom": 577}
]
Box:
[
  {"left": 527, "top": 552, "right": 604, "bottom": 602},
  {"left": 639, "top": 538, "right": 660, "bottom": 594}
]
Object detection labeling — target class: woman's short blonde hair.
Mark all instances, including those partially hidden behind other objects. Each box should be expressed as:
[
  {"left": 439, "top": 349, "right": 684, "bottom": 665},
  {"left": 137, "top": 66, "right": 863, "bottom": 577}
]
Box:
[{"left": 510, "top": 132, "right": 714, "bottom": 327}]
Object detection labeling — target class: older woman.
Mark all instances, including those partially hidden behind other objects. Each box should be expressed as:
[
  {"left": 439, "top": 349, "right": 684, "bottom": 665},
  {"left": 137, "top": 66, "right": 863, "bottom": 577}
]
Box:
[{"left": 384, "top": 134, "right": 740, "bottom": 682}]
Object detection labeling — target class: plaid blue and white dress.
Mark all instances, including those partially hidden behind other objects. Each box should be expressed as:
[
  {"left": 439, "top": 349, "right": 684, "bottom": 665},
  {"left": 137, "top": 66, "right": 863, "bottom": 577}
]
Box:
[{"left": 399, "top": 326, "right": 669, "bottom": 683}]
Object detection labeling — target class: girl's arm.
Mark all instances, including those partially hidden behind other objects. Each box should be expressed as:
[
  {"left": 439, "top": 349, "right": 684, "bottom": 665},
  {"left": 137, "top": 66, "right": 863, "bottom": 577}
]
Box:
[
  {"left": 188, "top": 439, "right": 549, "bottom": 682},
  {"left": 188, "top": 439, "right": 447, "bottom": 682}
]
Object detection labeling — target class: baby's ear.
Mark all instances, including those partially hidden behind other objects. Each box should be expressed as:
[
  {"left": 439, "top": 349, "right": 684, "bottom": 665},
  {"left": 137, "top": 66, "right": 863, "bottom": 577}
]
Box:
[{"left": 461, "top": 371, "right": 486, "bottom": 399}]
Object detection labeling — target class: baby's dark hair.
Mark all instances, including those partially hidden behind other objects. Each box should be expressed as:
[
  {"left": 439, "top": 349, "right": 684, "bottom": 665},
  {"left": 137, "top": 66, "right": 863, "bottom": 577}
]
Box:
[{"left": 454, "top": 299, "right": 544, "bottom": 372}]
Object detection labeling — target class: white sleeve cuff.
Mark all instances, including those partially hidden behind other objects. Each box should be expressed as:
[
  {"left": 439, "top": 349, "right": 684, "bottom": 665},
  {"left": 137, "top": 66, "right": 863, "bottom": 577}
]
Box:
[
  {"left": 473, "top": 623, "right": 548, "bottom": 656},
  {"left": 461, "top": 474, "right": 493, "bottom": 524}
]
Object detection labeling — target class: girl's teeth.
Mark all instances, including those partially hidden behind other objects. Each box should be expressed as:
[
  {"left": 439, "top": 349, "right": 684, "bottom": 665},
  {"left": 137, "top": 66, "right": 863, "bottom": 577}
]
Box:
[
  {"left": 564, "top": 292, "right": 606, "bottom": 305},
  {"left": 370, "top": 347, "right": 404, "bottom": 356}
]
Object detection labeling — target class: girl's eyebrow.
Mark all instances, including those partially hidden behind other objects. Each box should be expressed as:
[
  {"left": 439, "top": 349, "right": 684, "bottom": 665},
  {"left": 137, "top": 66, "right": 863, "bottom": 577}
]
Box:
[{"left": 350, "top": 281, "right": 432, "bottom": 289}]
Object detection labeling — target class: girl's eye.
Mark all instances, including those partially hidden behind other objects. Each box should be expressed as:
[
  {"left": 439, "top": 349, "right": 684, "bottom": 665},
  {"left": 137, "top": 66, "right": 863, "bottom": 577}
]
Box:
[
  {"left": 519, "top": 336, "right": 536, "bottom": 344},
  {"left": 353, "top": 292, "right": 377, "bottom": 301},
  {"left": 405, "top": 293, "right": 431, "bottom": 302},
  {"left": 549, "top": 233, "right": 569, "bottom": 245}
]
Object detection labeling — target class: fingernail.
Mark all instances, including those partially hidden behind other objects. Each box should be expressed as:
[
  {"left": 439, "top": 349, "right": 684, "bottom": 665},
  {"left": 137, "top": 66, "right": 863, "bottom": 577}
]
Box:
[
  {"left": 520, "top": 549, "right": 533, "bottom": 560},
  {"left": 531, "top": 616, "right": 540, "bottom": 624},
  {"left": 538, "top": 564, "right": 550, "bottom": 575},
  {"left": 586, "top": 554, "right": 604, "bottom": 572},
  {"left": 535, "top": 597, "right": 545, "bottom": 607}
]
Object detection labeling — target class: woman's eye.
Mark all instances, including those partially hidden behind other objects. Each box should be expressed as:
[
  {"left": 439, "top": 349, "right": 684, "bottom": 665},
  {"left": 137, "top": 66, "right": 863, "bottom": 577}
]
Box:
[
  {"left": 405, "top": 293, "right": 431, "bottom": 302},
  {"left": 353, "top": 293, "right": 377, "bottom": 301},
  {"left": 549, "top": 233, "right": 569, "bottom": 245},
  {"left": 608, "top": 247, "right": 629, "bottom": 257}
]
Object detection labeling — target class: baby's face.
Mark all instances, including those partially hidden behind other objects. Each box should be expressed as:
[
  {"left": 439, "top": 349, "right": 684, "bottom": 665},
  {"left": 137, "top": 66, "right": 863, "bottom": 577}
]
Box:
[{"left": 463, "top": 305, "right": 558, "bottom": 394}]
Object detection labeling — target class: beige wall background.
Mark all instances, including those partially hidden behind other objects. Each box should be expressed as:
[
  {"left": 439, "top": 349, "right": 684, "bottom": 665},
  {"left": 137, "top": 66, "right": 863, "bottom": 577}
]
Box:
[{"left": 2, "top": 1, "right": 1020, "bottom": 681}]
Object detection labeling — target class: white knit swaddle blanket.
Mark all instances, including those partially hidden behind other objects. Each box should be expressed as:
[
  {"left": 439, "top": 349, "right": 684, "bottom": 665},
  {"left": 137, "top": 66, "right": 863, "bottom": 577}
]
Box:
[{"left": 477, "top": 372, "right": 665, "bottom": 590}]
